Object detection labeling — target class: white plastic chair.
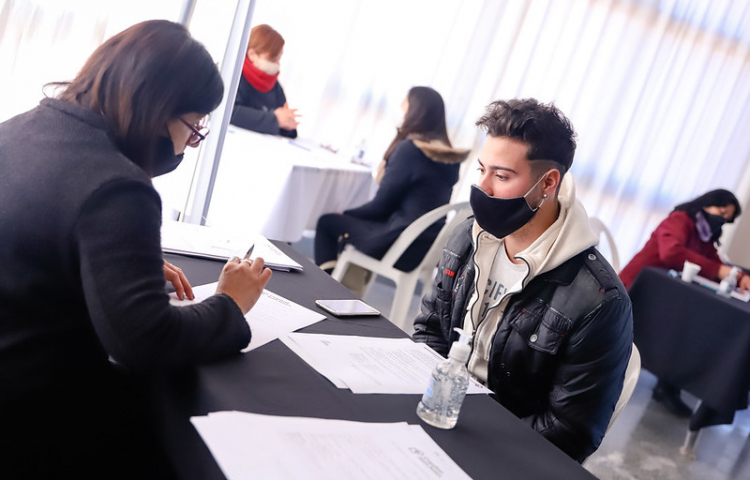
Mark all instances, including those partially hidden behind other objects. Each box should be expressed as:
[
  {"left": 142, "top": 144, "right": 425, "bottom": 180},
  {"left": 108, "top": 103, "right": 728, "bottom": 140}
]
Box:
[
  {"left": 607, "top": 343, "right": 641, "bottom": 431},
  {"left": 583, "top": 343, "right": 640, "bottom": 465},
  {"left": 331, "top": 202, "right": 472, "bottom": 332},
  {"left": 589, "top": 217, "right": 620, "bottom": 272}
]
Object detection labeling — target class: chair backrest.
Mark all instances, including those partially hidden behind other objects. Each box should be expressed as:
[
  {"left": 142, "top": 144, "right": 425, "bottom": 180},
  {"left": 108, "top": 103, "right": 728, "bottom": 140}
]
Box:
[
  {"left": 607, "top": 343, "right": 641, "bottom": 431},
  {"left": 379, "top": 201, "right": 472, "bottom": 268},
  {"left": 589, "top": 217, "right": 620, "bottom": 272}
]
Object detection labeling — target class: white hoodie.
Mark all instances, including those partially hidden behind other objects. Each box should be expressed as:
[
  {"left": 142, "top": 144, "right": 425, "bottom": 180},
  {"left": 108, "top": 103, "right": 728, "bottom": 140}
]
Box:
[{"left": 463, "top": 174, "right": 599, "bottom": 384}]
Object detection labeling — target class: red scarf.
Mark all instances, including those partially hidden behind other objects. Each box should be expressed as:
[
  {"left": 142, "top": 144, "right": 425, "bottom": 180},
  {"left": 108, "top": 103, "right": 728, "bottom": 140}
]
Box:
[{"left": 242, "top": 56, "right": 279, "bottom": 93}]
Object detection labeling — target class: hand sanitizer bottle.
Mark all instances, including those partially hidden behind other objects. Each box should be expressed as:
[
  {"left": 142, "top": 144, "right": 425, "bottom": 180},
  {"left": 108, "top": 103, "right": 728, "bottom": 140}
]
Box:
[
  {"left": 350, "top": 138, "right": 366, "bottom": 165},
  {"left": 718, "top": 267, "right": 739, "bottom": 298},
  {"left": 416, "top": 328, "right": 472, "bottom": 429}
]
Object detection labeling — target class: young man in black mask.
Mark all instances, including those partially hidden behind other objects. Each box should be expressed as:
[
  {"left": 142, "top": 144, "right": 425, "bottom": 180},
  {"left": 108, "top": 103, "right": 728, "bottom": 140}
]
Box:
[{"left": 413, "top": 99, "right": 633, "bottom": 463}]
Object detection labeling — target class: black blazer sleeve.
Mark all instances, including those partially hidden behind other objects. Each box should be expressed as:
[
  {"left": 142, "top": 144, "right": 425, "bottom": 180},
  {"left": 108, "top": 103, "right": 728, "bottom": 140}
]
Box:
[
  {"left": 231, "top": 103, "right": 282, "bottom": 136},
  {"left": 230, "top": 82, "right": 297, "bottom": 138},
  {"left": 75, "top": 179, "right": 251, "bottom": 371},
  {"left": 344, "top": 140, "right": 415, "bottom": 221}
]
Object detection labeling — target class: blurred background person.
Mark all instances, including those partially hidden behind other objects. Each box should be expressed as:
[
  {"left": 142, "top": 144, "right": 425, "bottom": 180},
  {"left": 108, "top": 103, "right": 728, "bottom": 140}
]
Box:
[
  {"left": 230, "top": 24, "right": 299, "bottom": 138},
  {"left": 619, "top": 188, "right": 748, "bottom": 417},
  {"left": 315, "top": 86, "right": 469, "bottom": 276},
  {"left": 0, "top": 20, "right": 272, "bottom": 477}
]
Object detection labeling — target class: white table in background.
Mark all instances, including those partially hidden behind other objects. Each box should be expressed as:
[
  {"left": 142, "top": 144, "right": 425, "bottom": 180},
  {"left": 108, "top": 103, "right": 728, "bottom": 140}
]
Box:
[{"left": 207, "top": 127, "right": 375, "bottom": 243}]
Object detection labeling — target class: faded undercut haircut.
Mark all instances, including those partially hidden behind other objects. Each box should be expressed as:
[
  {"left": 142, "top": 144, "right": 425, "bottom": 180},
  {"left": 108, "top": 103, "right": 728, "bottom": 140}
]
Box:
[{"left": 475, "top": 99, "right": 577, "bottom": 178}]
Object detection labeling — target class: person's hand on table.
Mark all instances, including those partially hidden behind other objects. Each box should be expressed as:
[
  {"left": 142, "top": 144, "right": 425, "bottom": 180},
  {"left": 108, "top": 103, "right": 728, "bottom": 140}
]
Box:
[
  {"left": 164, "top": 259, "right": 194, "bottom": 301},
  {"left": 217, "top": 255, "right": 273, "bottom": 314},
  {"left": 718, "top": 264, "right": 733, "bottom": 279},
  {"left": 274, "top": 102, "right": 301, "bottom": 130},
  {"left": 738, "top": 273, "right": 750, "bottom": 293}
]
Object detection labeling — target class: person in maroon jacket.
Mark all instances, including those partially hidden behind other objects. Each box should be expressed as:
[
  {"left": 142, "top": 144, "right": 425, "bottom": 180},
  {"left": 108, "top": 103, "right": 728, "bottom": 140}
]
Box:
[{"left": 619, "top": 189, "right": 749, "bottom": 416}]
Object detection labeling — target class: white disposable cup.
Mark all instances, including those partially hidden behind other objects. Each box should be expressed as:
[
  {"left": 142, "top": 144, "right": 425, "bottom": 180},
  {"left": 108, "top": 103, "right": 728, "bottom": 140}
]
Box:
[{"left": 681, "top": 261, "right": 701, "bottom": 282}]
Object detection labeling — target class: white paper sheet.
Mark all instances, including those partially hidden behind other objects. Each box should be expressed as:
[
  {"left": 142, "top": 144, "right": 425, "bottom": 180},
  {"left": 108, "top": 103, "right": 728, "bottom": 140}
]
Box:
[
  {"left": 190, "top": 411, "right": 472, "bottom": 480},
  {"left": 170, "top": 283, "right": 325, "bottom": 352},
  {"left": 161, "top": 220, "right": 252, "bottom": 261},
  {"left": 280, "top": 333, "right": 492, "bottom": 395},
  {"left": 692, "top": 274, "right": 750, "bottom": 302},
  {"left": 247, "top": 234, "right": 303, "bottom": 272}
]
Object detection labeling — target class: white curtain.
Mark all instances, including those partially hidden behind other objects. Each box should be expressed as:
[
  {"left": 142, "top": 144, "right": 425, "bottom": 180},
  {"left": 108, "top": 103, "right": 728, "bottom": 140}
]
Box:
[
  {"left": 256, "top": 0, "right": 750, "bottom": 265},
  {"left": 3, "top": 0, "right": 750, "bottom": 266}
]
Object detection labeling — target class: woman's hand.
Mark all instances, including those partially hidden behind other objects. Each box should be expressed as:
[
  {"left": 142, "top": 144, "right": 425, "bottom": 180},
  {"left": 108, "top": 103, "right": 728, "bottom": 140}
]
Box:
[
  {"left": 274, "top": 102, "right": 301, "bottom": 130},
  {"left": 164, "top": 259, "right": 194, "bottom": 300},
  {"left": 739, "top": 273, "right": 750, "bottom": 293},
  {"left": 216, "top": 256, "right": 273, "bottom": 314}
]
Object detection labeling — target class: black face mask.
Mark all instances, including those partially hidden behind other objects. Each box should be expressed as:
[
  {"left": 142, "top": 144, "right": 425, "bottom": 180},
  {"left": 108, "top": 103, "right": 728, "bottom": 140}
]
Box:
[
  {"left": 469, "top": 175, "right": 547, "bottom": 239},
  {"left": 151, "top": 136, "right": 185, "bottom": 177},
  {"left": 695, "top": 210, "right": 726, "bottom": 243}
]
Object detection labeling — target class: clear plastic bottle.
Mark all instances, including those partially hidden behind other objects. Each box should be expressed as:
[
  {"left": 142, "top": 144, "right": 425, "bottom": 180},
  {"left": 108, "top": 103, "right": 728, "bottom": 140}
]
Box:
[
  {"left": 718, "top": 266, "right": 740, "bottom": 298},
  {"left": 416, "top": 328, "right": 472, "bottom": 429},
  {"left": 350, "top": 138, "right": 366, "bottom": 165}
]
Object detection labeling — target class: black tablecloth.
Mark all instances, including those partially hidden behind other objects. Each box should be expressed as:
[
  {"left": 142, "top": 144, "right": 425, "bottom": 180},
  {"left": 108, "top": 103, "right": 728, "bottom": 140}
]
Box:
[
  {"left": 629, "top": 267, "right": 750, "bottom": 429},
  {"left": 154, "top": 244, "right": 593, "bottom": 480}
]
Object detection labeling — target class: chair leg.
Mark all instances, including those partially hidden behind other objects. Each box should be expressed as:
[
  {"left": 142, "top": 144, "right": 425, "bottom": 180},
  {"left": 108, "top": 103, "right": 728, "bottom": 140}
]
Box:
[
  {"left": 388, "top": 277, "right": 418, "bottom": 333},
  {"left": 360, "top": 272, "right": 377, "bottom": 299},
  {"left": 330, "top": 259, "right": 349, "bottom": 282}
]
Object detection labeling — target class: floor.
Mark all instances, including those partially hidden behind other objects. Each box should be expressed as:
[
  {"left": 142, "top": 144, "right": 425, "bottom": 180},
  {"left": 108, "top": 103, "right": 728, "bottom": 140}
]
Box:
[{"left": 291, "top": 236, "right": 750, "bottom": 480}]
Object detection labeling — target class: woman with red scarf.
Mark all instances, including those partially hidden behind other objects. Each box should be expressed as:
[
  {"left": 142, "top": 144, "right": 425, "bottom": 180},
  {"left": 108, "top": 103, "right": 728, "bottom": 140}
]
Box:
[{"left": 230, "top": 24, "right": 299, "bottom": 138}]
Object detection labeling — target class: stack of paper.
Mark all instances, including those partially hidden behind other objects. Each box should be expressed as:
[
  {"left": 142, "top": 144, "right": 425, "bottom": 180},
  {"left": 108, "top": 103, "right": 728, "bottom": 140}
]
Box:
[
  {"left": 191, "top": 412, "right": 473, "bottom": 480},
  {"left": 161, "top": 220, "right": 251, "bottom": 261},
  {"left": 247, "top": 235, "right": 303, "bottom": 272},
  {"left": 171, "top": 283, "right": 325, "bottom": 352},
  {"left": 161, "top": 221, "right": 302, "bottom": 272},
  {"left": 280, "top": 333, "right": 492, "bottom": 395}
]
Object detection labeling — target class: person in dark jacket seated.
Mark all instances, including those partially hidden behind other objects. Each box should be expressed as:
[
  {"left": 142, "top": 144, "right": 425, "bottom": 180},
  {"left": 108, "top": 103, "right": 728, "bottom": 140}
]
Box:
[
  {"left": 412, "top": 99, "right": 633, "bottom": 463},
  {"left": 315, "top": 86, "right": 469, "bottom": 274},
  {"left": 619, "top": 189, "right": 747, "bottom": 417},
  {"left": 0, "top": 21, "right": 272, "bottom": 478},
  {"left": 230, "top": 24, "right": 299, "bottom": 137}
]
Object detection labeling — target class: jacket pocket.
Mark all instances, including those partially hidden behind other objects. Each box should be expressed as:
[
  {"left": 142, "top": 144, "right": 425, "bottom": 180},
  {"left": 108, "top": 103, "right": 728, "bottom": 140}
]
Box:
[
  {"left": 434, "top": 281, "right": 453, "bottom": 339},
  {"left": 510, "top": 304, "right": 572, "bottom": 355}
]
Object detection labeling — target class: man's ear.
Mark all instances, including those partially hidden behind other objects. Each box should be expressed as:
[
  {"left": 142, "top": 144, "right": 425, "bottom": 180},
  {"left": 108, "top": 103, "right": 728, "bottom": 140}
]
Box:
[{"left": 543, "top": 168, "right": 561, "bottom": 197}]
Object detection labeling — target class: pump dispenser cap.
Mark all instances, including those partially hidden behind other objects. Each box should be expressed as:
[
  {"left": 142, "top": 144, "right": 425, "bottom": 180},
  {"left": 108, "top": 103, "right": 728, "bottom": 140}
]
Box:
[{"left": 448, "top": 328, "right": 472, "bottom": 364}]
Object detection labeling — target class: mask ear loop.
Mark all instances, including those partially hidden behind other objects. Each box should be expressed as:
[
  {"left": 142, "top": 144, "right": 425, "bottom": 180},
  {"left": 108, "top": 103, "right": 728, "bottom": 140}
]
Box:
[{"left": 523, "top": 174, "right": 549, "bottom": 211}]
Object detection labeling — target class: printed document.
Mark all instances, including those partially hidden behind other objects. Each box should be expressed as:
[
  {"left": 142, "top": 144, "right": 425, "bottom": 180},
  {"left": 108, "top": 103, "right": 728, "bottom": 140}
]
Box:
[
  {"left": 161, "top": 221, "right": 302, "bottom": 271},
  {"left": 280, "top": 333, "right": 492, "bottom": 395},
  {"left": 161, "top": 220, "right": 251, "bottom": 261},
  {"left": 190, "top": 411, "right": 472, "bottom": 480},
  {"left": 171, "top": 283, "right": 325, "bottom": 352}
]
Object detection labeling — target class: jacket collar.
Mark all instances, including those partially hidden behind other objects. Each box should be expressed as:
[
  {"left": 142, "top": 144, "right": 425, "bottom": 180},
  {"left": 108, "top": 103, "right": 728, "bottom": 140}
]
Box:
[{"left": 41, "top": 98, "right": 108, "bottom": 132}]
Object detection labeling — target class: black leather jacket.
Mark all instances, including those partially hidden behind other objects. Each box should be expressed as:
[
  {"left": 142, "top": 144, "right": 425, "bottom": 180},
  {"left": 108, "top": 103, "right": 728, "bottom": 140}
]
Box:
[{"left": 413, "top": 219, "right": 633, "bottom": 462}]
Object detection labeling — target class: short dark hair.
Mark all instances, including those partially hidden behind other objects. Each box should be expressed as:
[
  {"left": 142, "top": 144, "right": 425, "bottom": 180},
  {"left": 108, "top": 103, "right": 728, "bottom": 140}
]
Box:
[
  {"left": 475, "top": 99, "right": 576, "bottom": 175},
  {"left": 54, "top": 20, "right": 224, "bottom": 175}
]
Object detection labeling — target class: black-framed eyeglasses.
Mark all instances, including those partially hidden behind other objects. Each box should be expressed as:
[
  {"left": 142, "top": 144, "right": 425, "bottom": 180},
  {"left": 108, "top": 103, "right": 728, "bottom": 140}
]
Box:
[{"left": 180, "top": 117, "right": 209, "bottom": 148}]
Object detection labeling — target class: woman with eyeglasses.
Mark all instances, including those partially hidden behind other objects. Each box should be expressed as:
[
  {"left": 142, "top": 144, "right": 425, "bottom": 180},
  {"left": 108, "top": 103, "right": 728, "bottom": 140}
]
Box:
[{"left": 0, "top": 20, "right": 271, "bottom": 477}]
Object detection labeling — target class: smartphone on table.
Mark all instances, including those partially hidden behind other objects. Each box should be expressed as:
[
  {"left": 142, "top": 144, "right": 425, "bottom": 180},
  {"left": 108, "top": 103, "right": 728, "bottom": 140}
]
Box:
[{"left": 315, "top": 299, "right": 380, "bottom": 317}]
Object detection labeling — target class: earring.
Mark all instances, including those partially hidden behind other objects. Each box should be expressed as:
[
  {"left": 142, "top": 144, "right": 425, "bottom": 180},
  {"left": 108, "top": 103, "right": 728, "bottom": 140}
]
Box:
[{"left": 543, "top": 194, "right": 548, "bottom": 199}]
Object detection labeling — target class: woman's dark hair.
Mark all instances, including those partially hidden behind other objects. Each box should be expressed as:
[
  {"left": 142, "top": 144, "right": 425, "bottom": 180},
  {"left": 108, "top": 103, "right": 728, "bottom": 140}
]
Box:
[
  {"left": 53, "top": 20, "right": 224, "bottom": 175},
  {"left": 475, "top": 98, "right": 576, "bottom": 176},
  {"left": 383, "top": 86, "right": 451, "bottom": 160},
  {"left": 674, "top": 189, "right": 742, "bottom": 223}
]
